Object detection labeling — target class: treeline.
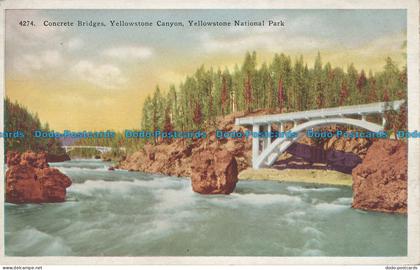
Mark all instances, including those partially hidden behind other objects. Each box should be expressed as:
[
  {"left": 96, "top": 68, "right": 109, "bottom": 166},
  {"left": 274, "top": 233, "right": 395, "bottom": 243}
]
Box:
[
  {"left": 141, "top": 52, "right": 407, "bottom": 132},
  {"left": 4, "top": 98, "right": 66, "bottom": 156}
]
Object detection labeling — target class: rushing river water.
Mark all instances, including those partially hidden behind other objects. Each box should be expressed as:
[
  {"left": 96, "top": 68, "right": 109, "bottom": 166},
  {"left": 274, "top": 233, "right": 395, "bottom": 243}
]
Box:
[{"left": 5, "top": 159, "right": 407, "bottom": 256}]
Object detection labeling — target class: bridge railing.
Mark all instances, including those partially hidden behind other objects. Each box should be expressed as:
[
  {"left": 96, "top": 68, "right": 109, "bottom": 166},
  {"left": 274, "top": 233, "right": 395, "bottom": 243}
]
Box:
[
  {"left": 62, "top": 146, "right": 126, "bottom": 153},
  {"left": 235, "top": 100, "right": 405, "bottom": 125}
]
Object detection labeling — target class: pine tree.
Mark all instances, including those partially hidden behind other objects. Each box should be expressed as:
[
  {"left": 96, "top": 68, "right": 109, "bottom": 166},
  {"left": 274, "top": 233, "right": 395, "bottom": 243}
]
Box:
[
  {"left": 221, "top": 75, "right": 229, "bottom": 116},
  {"left": 193, "top": 101, "right": 203, "bottom": 129},
  {"left": 244, "top": 73, "right": 253, "bottom": 112},
  {"left": 346, "top": 64, "right": 358, "bottom": 105},
  {"left": 241, "top": 51, "right": 257, "bottom": 112},
  {"left": 339, "top": 81, "right": 349, "bottom": 106},
  {"left": 277, "top": 79, "right": 285, "bottom": 113},
  {"left": 316, "top": 91, "right": 325, "bottom": 108},
  {"left": 163, "top": 106, "right": 174, "bottom": 143},
  {"left": 312, "top": 51, "right": 324, "bottom": 109},
  {"left": 357, "top": 70, "right": 367, "bottom": 92},
  {"left": 383, "top": 89, "right": 390, "bottom": 102},
  {"left": 367, "top": 71, "right": 378, "bottom": 102}
]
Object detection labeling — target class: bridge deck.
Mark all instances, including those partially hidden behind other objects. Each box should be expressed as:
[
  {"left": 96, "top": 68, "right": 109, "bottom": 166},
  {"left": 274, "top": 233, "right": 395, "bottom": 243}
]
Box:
[{"left": 235, "top": 100, "right": 405, "bottom": 126}]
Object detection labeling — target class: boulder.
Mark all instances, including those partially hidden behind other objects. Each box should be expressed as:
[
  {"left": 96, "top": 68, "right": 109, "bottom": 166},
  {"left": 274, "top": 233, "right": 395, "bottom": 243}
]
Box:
[
  {"left": 5, "top": 151, "right": 72, "bottom": 204},
  {"left": 352, "top": 140, "right": 407, "bottom": 214},
  {"left": 190, "top": 149, "right": 238, "bottom": 194}
]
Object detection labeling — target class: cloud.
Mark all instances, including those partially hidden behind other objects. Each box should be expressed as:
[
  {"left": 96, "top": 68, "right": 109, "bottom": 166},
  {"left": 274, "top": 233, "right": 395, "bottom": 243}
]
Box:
[
  {"left": 353, "top": 32, "right": 405, "bottom": 56},
  {"left": 67, "top": 38, "right": 84, "bottom": 50},
  {"left": 14, "top": 50, "right": 63, "bottom": 73},
  {"left": 71, "top": 60, "right": 127, "bottom": 89},
  {"left": 200, "top": 32, "right": 331, "bottom": 54},
  {"left": 102, "top": 46, "right": 153, "bottom": 60},
  {"left": 6, "top": 10, "right": 63, "bottom": 48}
]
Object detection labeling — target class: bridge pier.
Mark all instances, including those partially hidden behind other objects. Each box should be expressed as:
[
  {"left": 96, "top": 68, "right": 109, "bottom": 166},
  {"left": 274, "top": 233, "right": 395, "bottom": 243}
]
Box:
[
  {"left": 382, "top": 115, "right": 387, "bottom": 127},
  {"left": 261, "top": 124, "right": 272, "bottom": 152},
  {"left": 252, "top": 124, "right": 260, "bottom": 168}
]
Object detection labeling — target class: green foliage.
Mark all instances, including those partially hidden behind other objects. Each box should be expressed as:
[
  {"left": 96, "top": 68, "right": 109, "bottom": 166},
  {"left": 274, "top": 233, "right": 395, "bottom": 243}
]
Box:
[
  {"left": 68, "top": 148, "right": 100, "bottom": 159},
  {"left": 140, "top": 52, "right": 407, "bottom": 133},
  {"left": 4, "top": 98, "right": 66, "bottom": 156}
]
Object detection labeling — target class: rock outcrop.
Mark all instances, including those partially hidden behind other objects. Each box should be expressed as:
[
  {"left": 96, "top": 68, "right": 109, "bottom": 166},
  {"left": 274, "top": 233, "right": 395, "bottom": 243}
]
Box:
[
  {"left": 120, "top": 115, "right": 375, "bottom": 178},
  {"left": 118, "top": 112, "right": 251, "bottom": 177},
  {"left": 6, "top": 151, "right": 72, "bottom": 204},
  {"left": 352, "top": 140, "right": 407, "bottom": 214},
  {"left": 46, "top": 153, "right": 71, "bottom": 163},
  {"left": 190, "top": 149, "right": 238, "bottom": 194}
]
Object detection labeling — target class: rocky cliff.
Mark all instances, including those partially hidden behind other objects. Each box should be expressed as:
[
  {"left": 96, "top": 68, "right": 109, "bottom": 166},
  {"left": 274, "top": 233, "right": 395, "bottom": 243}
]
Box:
[
  {"left": 352, "top": 140, "right": 407, "bottom": 214},
  {"left": 46, "top": 153, "right": 71, "bottom": 163},
  {"left": 119, "top": 113, "right": 371, "bottom": 177},
  {"left": 118, "top": 113, "right": 251, "bottom": 176},
  {"left": 6, "top": 151, "right": 72, "bottom": 204}
]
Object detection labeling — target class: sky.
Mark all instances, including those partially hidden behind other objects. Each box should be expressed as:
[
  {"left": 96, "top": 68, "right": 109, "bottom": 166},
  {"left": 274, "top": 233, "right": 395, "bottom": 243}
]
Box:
[{"left": 5, "top": 9, "right": 407, "bottom": 131}]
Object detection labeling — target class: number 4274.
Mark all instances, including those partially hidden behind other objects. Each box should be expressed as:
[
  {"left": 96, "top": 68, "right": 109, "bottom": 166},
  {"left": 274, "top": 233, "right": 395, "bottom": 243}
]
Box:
[{"left": 19, "top": 21, "right": 35, "bottom": 26}]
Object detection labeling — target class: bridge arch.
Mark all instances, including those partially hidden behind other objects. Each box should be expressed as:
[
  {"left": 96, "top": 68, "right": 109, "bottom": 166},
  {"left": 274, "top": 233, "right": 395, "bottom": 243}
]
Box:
[
  {"left": 253, "top": 117, "right": 384, "bottom": 169},
  {"left": 62, "top": 146, "right": 125, "bottom": 154}
]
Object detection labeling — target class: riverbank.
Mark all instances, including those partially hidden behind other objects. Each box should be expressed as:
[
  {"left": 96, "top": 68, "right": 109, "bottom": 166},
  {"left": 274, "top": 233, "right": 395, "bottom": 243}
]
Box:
[
  {"left": 239, "top": 168, "right": 352, "bottom": 186},
  {"left": 5, "top": 158, "right": 407, "bottom": 256}
]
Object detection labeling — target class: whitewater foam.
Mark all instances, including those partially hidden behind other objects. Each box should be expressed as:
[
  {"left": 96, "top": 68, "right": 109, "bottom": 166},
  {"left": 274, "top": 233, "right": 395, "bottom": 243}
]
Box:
[
  {"left": 69, "top": 177, "right": 185, "bottom": 196},
  {"left": 333, "top": 197, "right": 353, "bottom": 205},
  {"left": 6, "top": 226, "right": 72, "bottom": 256},
  {"left": 287, "top": 186, "right": 341, "bottom": 193},
  {"left": 314, "top": 202, "right": 349, "bottom": 212},
  {"left": 53, "top": 166, "right": 109, "bottom": 173}
]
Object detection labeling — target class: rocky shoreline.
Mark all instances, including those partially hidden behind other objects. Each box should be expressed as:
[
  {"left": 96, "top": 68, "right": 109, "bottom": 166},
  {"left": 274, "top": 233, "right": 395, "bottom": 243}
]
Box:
[
  {"left": 239, "top": 168, "right": 353, "bottom": 186},
  {"left": 352, "top": 140, "right": 407, "bottom": 214},
  {"left": 4, "top": 113, "right": 407, "bottom": 214},
  {"left": 117, "top": 113, "right": 408, "bottom": 214}
]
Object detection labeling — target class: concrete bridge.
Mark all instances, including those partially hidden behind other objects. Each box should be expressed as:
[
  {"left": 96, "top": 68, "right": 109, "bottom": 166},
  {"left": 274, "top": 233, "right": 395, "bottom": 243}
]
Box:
[
  {"left": 62, "top": 145, "right": 126, "bottom": 154},
  {"left": 235, "top": 100, "right": 405, "bottom": 169}
]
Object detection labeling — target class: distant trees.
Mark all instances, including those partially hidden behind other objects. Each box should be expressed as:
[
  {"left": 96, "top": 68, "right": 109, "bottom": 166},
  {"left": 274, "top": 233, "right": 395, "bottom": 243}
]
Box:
[
  {"left": 4, "top": 98, "right": 66, "bottom": 155},
  {"left": 140, "top": 51, "right": 407, "bottom": 132}
]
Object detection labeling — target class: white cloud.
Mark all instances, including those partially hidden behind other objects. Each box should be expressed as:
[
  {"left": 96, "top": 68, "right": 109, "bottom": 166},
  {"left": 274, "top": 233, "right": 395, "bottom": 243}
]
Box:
[
  {"left": 354, "top": 32, "right": 405, "bottom": 56},
  {"left": 6, "top": 10, "right": 63, "bottom": 48},
  {"left": 67, "top": 38, "right": 84, "bottom": 50},
  {"left": 200, "top": 32, "right": 331, "bottom": 54},
  {"left": 71, "top": 60, "right": 127, "bottom": 89},
  {"left": 103, "top": 46, "right": 153, "bottom": 60},
  {"left": 14, "top": 50, "right": 63, "bottom": 73}
]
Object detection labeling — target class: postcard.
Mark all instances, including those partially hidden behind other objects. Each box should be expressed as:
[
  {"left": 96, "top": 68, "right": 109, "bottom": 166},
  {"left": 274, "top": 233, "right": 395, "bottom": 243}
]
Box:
[{"left": 0, "top": 0, "right": 419, "bottom": 266}]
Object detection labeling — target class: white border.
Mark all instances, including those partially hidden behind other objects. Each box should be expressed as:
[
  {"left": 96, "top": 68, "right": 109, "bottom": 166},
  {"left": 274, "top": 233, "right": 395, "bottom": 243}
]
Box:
[{"left": 0, "top": 0, "right": 418, "bottom": 265}]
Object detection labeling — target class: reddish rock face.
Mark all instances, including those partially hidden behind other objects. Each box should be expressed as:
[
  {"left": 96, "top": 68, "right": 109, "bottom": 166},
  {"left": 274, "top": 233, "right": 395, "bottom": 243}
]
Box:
[
  {"left": 190, "top": 149, "right": 238, "bottom": 194},
  {"left": 46, "top": 153, "right": 71, "bottom": 163},
  {"left": 5, "top": 151, "right": 72, "bottom": 204},
  {"left": 118, "top": 113, "right": 251, "bottom": 177},
  {"left": 352, "top": 140, "right": 407, "bottom": 214}
]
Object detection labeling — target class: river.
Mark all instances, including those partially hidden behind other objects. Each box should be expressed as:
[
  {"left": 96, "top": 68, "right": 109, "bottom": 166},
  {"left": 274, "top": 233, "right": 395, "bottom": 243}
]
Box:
[{"left": 4, "top": 159, "right": 407, "bottom": 256}]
